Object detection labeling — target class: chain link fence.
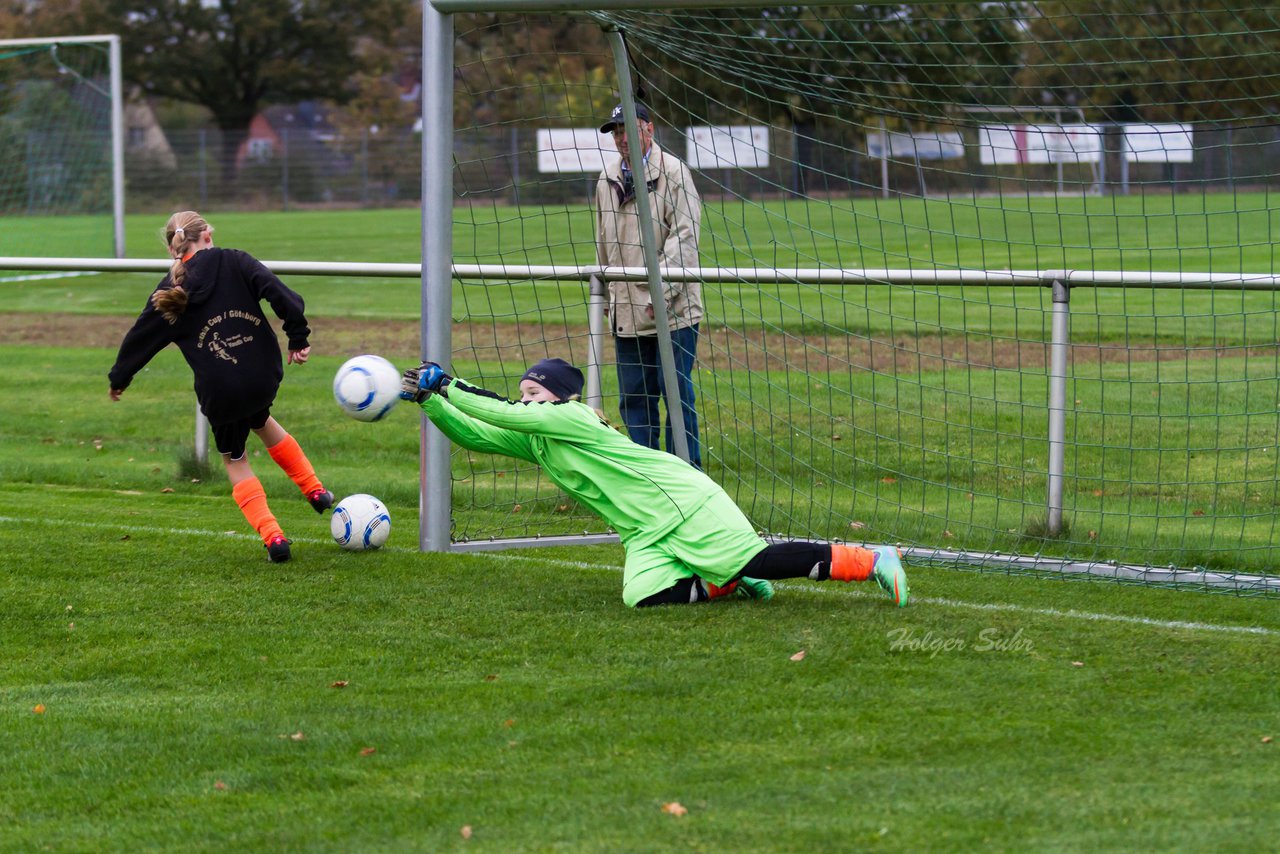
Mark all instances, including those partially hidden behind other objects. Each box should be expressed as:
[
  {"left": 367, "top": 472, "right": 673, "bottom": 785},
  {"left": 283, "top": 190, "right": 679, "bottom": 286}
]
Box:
[{"left": 101, "top": 119, "right": 1280, "bottom": 213}]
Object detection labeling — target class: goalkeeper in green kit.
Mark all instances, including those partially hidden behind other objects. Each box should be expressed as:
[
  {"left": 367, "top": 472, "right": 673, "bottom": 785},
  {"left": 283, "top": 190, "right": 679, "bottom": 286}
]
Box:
[{"left": 401, "top": 358, "right": 908, "bottom": 608}]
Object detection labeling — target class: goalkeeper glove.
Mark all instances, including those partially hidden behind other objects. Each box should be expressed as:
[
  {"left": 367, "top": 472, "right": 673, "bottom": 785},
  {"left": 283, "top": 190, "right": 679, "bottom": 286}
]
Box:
[{"left": 400, "top": 361, "right": 452, "bottom": 403}]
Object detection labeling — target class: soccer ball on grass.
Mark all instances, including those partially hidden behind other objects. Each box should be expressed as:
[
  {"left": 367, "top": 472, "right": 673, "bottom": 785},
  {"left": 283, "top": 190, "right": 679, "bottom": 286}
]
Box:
[{"left": 331, "top": 493, "right": 391, "bottom": 551}]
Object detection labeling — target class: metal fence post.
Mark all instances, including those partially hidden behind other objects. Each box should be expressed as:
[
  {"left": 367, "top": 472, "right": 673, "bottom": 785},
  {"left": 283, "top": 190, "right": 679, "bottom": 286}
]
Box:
[
  {"left": 281, "top": 127, "right": 290, "bottom": 212},
  {"left": 195, "top": 405, "right": 209, "bottom": 465},
  {"left": 198, "top": 128, "right": 208, "bottom": 209},
  {"left": 1047, "top": 278, "right": 1071, "bottom": 536},
  {"left": 360, "top": 127, "right": 369, "bottom": 208},
  {"left": 586, "top": 273, "right": 608, "bottom": 410}
]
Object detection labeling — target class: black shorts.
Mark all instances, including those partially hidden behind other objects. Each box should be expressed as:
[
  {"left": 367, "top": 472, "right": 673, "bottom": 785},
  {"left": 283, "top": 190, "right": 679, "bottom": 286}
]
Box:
[{"left": 212, "top": 407, "right": 272, "bottom": 459}]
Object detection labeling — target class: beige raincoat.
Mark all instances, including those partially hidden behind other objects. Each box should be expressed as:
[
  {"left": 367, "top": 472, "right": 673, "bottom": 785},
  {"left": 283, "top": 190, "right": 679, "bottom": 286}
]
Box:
[{"left": 595, "top": 141, "right": 703, "bottom": 336}]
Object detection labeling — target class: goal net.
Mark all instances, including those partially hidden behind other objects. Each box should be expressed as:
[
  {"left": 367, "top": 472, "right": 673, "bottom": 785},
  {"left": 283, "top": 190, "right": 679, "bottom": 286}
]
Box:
[
  {"left": 434, "top": 2, "right": 1280, "bottom": 593},
  {"left": 0, "top": 37, "right": 119, "bottom": 266}
]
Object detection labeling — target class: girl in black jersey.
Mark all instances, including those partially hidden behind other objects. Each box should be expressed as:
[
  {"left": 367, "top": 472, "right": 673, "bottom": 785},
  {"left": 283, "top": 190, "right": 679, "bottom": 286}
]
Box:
[{"left": 109, "top": 211, "right": 331, "bottom": 563}]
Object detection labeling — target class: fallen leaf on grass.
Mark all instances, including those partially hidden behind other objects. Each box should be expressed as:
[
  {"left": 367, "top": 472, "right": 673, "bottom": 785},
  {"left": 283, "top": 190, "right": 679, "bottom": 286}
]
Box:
[
  {"left": 1192, "top": 509, "right": 1205, "bottom": 516},
  {"left": 120, "top": 535, "right": 130, "bottom": 541},
  {"left": 1263, "top": 736, "right": 1273, "bottom": 744},
  {"left": 213, "top": 781, "right": 227, "bottom": 791},
  {"left": 160, "top": 487, "right": 174, "bottom": 494},
  {"left": 32, "top": 704, "right": 45, "bottom": 714},
  {"left": 329, "top": 681, "right": 348, "bottom": 689},
  {"left": 880, "top": 476, "right": 896, "bottom": 484},
  {"left": 460, "top": 825, "right": 473, "bottom": 839},
  {"left": 661, "top": 802, "right": 688, "bottom": 817},
  {"left": 790, "top": 650, "right": 807, "bottom": 661},
  {"left": 848, "top": 521, "right": 867, "bottom": 530},
  {"left": 502, "top": 719, "right": 515, "bottom": 728},
  {"left": 1071, "top": 661, "right": 1084, "bottom": 667},
  {"left": 278, "top": 731, "right": 305, "bottom": 741},
  {"left": 1088, "top": 530, "right": 1098, "bottom": 541},
  {"left": 360, "top": 747, "right": 377, "bottom": 756},
  {"left": 484, "top": 674, "right": 498, "bottom": 682}
]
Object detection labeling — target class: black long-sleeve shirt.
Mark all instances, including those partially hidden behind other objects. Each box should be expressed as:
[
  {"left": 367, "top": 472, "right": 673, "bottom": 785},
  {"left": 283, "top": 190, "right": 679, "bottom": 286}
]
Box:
[{"left": 108, "top": 247, "right": 310, "bottom": 424}]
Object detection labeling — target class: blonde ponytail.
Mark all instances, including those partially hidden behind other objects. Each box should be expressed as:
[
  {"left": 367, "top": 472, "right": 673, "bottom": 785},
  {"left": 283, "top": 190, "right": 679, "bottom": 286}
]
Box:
[
  {"left": 151, "top": 285, "right": 188, "bottom": 324},
  {"left": 153, "top": 211, "right": 212, "bottom": 323}
]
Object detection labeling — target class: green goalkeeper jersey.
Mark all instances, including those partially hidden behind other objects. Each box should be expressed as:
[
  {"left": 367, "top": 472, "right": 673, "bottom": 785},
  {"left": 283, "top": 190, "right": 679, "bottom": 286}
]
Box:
[{"left": 420, "top": 379, "right": 728, "bottom": 548}]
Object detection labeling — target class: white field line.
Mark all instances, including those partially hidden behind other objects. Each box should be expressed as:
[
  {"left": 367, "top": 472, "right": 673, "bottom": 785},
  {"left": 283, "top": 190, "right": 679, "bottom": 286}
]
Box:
[
  {"left": 0, "top": 270, "right": 101, "bottom": 284},
  {"left": 462, "top": 553, "right": 1280, "bottom": 638},
  {"left": 0, "top": 514, "right": 1274, "bottom": 638}
]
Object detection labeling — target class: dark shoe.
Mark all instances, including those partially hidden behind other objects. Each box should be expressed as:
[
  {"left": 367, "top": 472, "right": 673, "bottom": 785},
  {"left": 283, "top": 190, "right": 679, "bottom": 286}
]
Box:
[
  {"left": 307, "top": 488, "right": 334, "bottom": 514},
  {"left": 266, "top": 534, "right": 292, "bottom": 563}
]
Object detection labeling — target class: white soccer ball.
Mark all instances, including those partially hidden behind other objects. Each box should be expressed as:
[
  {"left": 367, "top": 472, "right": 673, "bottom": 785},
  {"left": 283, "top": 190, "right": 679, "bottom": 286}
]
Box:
[
  {"left": 333, "top": 354, "right": 401, "bottom": 422},
  {"left": 331, "top": 493, "right": 391, "bottom": 551}
]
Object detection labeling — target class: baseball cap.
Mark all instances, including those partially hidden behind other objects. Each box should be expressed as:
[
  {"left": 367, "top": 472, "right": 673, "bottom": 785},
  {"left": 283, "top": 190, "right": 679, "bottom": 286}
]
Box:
[{"left": 599, "top": 102, "right": 651, "bottom": 134}]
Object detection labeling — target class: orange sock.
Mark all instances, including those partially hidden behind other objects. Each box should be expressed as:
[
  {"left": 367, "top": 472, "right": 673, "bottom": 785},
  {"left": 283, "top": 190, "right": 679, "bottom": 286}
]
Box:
[
  {"left": 829, "top": 544, "right": 876, "bottom": 582},
  {"left": 266, "top": 433, "right": 323, "bottom": 496},
  {"left": 232, "top": 477, "right": 284, "bottom": 543},
  {"left": 705, "top": 580, "right": 739, "bottom": 599}
]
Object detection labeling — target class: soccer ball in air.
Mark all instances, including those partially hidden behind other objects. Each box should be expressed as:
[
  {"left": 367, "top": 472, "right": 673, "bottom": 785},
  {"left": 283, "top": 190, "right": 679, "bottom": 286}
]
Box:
[
  {"left": 331, "top": 493, "right": 391, "bottom": 551},
  {"left": 333, "top": 354, "right": 401, "bottom": 422}
]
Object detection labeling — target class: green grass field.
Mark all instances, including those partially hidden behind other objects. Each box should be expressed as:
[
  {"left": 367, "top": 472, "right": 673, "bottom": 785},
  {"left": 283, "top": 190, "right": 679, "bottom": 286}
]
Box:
[
  {"left": 3, "top": 480, "right": 1278, "bottom": 850},
  {"left": 5, "top": 194, "right": 1280, "bottom": 343},
  {"left": 3, "top": 198, "right": 1279, "bottom": 849}
]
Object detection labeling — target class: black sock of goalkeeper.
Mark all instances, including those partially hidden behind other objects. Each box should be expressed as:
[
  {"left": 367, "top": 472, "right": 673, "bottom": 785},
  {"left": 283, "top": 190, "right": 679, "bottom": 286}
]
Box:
[
  {"left": 734, "top": 542, "right": 833, "bottom": 581},
  {"left": 635, "top": 577, "right": 707, "bottom": 607}
]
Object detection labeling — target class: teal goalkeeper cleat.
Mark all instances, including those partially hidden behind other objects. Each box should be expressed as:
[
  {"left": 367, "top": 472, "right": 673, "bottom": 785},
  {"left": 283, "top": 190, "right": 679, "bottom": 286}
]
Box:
[
  {"left": 734, "top": 576, "right": 775, "bottom": 601},
  {"left": 871, "top": 546, "right": 909, "bottom": 607}
]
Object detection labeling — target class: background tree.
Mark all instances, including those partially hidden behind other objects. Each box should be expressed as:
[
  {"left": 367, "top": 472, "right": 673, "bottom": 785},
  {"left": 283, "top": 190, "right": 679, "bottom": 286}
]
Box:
[
  {"left": 78, "top": 0, "right": 412, "bottom": 184},
  {"left": 452, "top": 13, "right": 615, "bottom": 128},
  {"left": 611, "top": 5, "right": 1021, "bottom": 130},
  {"left": 0, "top": 0, "right": 90, "bottom": 39},
  {"left": 1017, "top": 1, "right": 1280, "bottom": 122},
  {"left": 327, "top": 2, "right": 421, "bottom": 204}
]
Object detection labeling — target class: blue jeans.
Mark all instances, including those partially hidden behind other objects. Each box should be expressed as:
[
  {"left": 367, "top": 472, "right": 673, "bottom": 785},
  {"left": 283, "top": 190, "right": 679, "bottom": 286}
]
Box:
[{"left": 614, "top": 325, "right": 701, "bottom": 468}]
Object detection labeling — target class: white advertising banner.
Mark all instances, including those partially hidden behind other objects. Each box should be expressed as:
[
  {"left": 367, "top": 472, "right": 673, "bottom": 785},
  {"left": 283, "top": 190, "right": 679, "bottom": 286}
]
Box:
[
  {"left": 686, "top": 125, "right": 770, "bottom": 169},
  {"left": 866, "top": 130, "right": 965, "bottom": 160},
  {"left": 537, "top": 128, "right": 612, "bottom": 174},
  {"left": 979, "top": 124, "right": 1103, "bottom": 165},
  {"left": 1124, "top": 123, "right": 1194, "bottom": 163}
]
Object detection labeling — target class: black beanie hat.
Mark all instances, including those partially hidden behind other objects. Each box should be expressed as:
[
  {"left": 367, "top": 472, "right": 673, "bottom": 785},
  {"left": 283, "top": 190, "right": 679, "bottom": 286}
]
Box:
[{"left": 522, "top": 358, "right": 585, "bottom": 400}]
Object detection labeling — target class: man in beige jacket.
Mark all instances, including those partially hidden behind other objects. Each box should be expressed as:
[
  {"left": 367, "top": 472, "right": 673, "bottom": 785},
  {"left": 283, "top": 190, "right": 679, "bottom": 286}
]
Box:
[{"left": 596, "top": 102, "right": 704, "bottom": 468}]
